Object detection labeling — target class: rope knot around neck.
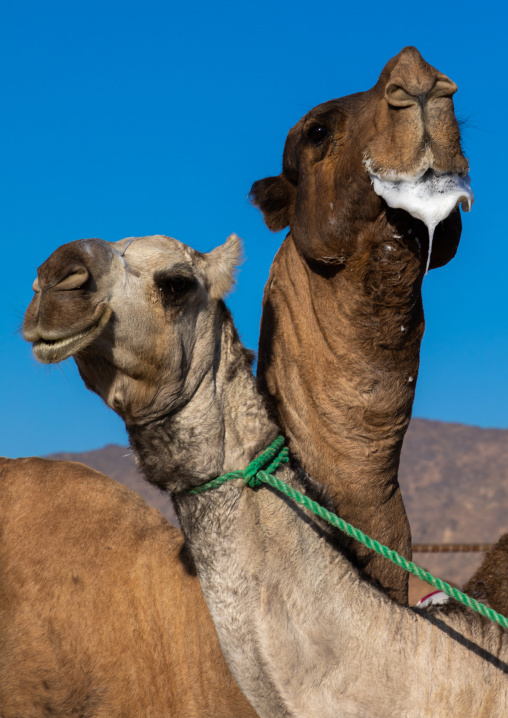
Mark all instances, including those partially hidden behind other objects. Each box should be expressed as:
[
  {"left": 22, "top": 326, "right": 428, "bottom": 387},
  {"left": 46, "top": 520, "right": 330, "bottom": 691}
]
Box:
[
  {"left": 186, "top": 435, "right": 508, "bottom": 630},
  {"left": 187, "top": 435, "right": 289, "bottom": 494}
]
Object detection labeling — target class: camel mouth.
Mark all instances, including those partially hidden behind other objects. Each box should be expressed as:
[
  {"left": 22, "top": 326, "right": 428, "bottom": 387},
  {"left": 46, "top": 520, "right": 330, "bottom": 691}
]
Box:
[
  {"left": 367, "top": 167, "right": 474, "bottom": 274},
  {"left": 32, "top": 307, "right": 112, "bottom": 364},
  {"left": 367, "top": 167, "right": 474, "bottom": 225}
]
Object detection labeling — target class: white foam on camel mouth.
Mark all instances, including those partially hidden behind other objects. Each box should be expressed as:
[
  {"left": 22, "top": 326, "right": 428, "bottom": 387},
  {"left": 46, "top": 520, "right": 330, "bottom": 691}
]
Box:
[{"left": 368, "top": 169, "right": 474, "bottom": 274}]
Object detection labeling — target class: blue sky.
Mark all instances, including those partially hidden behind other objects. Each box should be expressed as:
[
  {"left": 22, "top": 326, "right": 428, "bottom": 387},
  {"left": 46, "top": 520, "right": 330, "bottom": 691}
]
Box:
[{"left": 2, "top": 0, "right": 507, "bottom": 457}]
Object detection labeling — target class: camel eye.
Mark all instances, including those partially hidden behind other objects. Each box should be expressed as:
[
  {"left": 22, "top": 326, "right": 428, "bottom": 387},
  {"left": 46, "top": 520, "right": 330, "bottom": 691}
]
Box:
[
  {"left": 166, "top": 277, "right": 192, "bottom": 294},
  {"left": 307, "top": 125, "right": 329, "bottom": 143},
  {"left": 155, "top": 272, "right": 196, "bottom": 304}
]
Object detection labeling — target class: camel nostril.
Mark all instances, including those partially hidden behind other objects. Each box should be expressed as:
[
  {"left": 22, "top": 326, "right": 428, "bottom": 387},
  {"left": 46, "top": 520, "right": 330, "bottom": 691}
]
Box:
[
  {"left": 385, "top": 83, "right": 418, "bottom": 108},
  {"left": 54, "top": 265, "right": 90, "bottom": 291},
  {"left": 386, "top": 76, "right": 457, "bottom": 109},
  {"left": 428, "top": 76, "right": 458, "bottom": 100}
]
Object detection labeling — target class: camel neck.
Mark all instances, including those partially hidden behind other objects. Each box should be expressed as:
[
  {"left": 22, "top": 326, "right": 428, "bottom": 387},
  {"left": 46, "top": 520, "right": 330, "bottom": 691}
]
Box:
[
  {"left": 259, "top": 230, "right": 424, "bottom": 467},
  {"left": 127, "top": 304, "right": 279, "bottom": 495},
  {"left": 132, "top": 406, "right": 508, "bottom": 718},
  {"left": 257, "top": 229, "right": 424, "bottom": 601},
  {"left": 124, "top": 295, "right": 508, "bottom": 718}
]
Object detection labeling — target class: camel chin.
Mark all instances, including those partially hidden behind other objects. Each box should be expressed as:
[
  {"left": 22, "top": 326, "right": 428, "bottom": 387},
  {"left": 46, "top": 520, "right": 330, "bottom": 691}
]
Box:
[{"left": 32, "top": 306, "right": 112, "bottom": 363}]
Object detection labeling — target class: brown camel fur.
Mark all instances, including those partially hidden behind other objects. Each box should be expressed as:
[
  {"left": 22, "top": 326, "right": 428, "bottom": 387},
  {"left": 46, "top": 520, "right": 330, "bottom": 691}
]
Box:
[
  {"left": 462, "top": 534, "right": 508, "bottom": 617},
  {"left": 21, "top": 233, "right": 508, "bottom": 718},
  {"left": 0, "top": 456, "right": 254, "bottom": 717},
  {"left": 252, "top": 46, "right": 471, "bottom": 603}
]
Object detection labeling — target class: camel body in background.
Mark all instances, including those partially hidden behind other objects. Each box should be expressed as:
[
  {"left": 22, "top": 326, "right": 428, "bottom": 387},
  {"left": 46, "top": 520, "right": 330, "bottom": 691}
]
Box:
[
  {"left": 252, "top": 45, "right": 472, "bottom": 603},
  {"left": 0, "top": 456, "right": 254, "bottom": 717},
  {"left": 20, "top": 233, "right": 508, "bottom": 718},
  {"left": 463, "top": 534, "right": 508, "bottom": 615}
]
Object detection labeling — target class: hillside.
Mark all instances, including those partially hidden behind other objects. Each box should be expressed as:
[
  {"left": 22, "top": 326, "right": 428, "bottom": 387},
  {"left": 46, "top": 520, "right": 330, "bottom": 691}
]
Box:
[
  {"left": 399, "top": 418, "right": 508, "bottom": 590},
  {"left": 47, "top": 418, "right": 508, "bottom": 589},
  {"left": 47, "top": 443, "right": 179, "bottom": 526}
]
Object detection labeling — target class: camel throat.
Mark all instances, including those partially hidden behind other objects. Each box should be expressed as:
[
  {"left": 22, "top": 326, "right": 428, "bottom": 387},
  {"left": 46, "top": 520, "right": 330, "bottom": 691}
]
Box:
[{"left": 369, "top": 170, "right": 474, "bottom": 274}]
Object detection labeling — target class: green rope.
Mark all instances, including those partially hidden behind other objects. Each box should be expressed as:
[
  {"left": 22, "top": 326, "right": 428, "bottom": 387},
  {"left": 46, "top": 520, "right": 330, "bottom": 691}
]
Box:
[
  {"left": 187, "top": 435, "right": 289, "bottom": 494},
  {"left": 255, "top": 470, "right": 508, "bottom": 629},
  {"left": 190, "top": 436, "right": 508, "bottom": 630}
]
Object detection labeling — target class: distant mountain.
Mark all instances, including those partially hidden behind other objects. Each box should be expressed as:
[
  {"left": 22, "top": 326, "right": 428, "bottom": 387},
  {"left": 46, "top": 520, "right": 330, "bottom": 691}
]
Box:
[
  {"left": 398, "top": 418, "right": 508, "bottom": 590},
  {"left": 47, "top": 444, "right": 178, "bottom": 526},
  {"left": 46, "top": 418, "right": 508, "bottom": 589}
]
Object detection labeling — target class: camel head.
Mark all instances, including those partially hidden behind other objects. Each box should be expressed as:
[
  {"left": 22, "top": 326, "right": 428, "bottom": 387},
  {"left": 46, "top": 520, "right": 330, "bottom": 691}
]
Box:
[
  {"left": 23, "top": 234, "right": 242, "bottom": 424},
  {"left": 250, "top": 46, "right": 472, "bottom": 272}
]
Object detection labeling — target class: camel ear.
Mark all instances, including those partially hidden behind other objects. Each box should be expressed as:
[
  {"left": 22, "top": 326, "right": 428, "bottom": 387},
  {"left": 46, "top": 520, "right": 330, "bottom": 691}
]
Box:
[
  {"left": 249, "top": 174, "right": 296, "bottom": 232},
  {"left": 206, "top": 234, "right": 243, "bottom": 299}
]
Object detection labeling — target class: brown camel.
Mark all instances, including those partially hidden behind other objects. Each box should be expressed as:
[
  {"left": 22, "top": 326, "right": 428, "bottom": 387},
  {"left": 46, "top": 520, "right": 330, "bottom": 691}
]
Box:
[
  {"left": 462, "top": 534, "right": 508, "bottom": 616},
  {"left": 22, "top": 233, "right": 507, "bottom": 717},
  {"left": 0, "top": 456, "right": 254, "bottom": 717},
  {"left": 252, "top": 45, "right": 473, "bottom": 603}
]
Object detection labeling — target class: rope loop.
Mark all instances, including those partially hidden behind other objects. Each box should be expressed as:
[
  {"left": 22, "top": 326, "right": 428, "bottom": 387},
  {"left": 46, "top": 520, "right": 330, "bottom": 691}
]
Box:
[{"left": 244, "top": 474, "right": 262, "bottom": 488}]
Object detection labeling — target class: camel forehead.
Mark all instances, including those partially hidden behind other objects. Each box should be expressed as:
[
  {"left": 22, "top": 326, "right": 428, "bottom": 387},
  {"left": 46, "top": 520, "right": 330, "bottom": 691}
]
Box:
[{"left": 111, "top": 235, "right": 201, "bottom": 271}]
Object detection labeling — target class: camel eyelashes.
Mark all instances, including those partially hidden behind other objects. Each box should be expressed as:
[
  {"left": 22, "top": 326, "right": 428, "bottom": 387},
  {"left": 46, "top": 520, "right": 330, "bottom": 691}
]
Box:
[{"left": 307, "top": 124, "right": 329, "bottom": 143}]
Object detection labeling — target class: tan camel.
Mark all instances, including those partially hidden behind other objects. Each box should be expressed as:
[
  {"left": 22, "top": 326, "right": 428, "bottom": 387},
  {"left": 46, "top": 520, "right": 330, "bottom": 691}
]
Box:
[
  {"left": 0, "top": 247, "right": 257, "bottom": 716},
  {"left": 21, "top": 233, "right": 508, "bottom": 718},
  {"left": 252, "top": 46, "right": 473, "bottom": 603}
]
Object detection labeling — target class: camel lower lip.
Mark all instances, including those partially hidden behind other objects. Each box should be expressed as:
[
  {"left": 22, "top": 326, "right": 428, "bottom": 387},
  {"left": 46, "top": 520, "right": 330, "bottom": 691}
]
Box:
[{"left": 32, "top": 308, "right": 112, "bottom": 364}]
